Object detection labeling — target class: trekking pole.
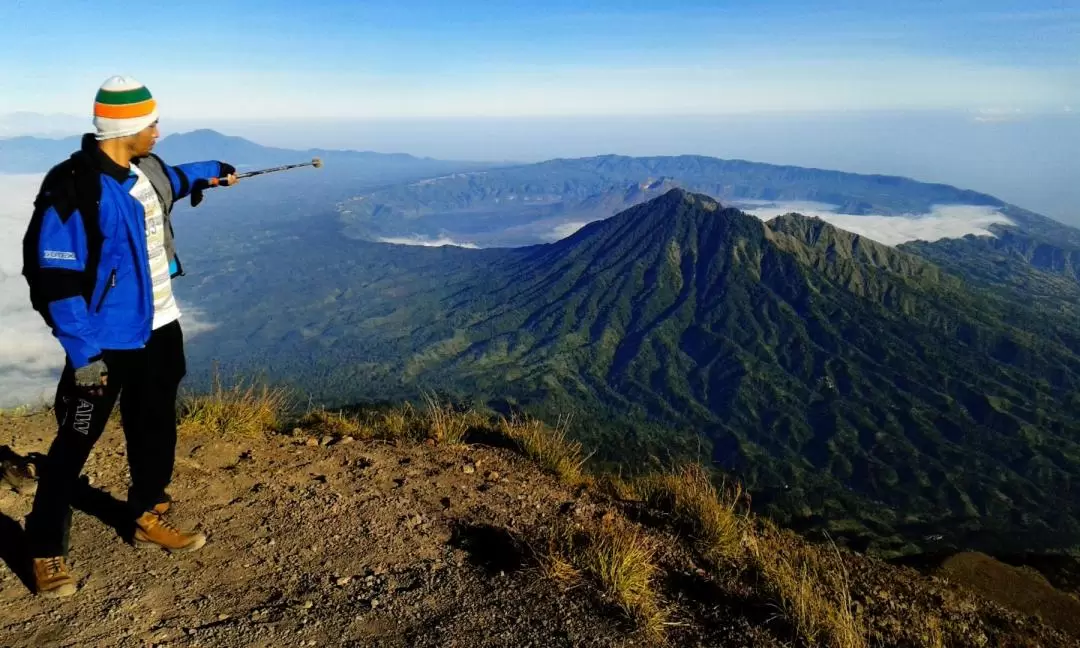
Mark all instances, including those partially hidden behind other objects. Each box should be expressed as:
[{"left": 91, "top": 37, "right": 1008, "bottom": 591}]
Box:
[{"left": 191, "top": 157, "right": 324, "bottom": 206}]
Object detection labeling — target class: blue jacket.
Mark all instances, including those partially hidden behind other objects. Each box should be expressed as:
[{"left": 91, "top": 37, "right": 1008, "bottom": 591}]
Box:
[{"left": 23, "top": 134, "right": 227, "bottom": 369}]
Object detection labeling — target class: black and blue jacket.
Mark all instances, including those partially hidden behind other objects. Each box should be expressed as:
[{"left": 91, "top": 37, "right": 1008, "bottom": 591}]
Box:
[{"left": 22, "top": 134, "right": 227, "bottom": 369}]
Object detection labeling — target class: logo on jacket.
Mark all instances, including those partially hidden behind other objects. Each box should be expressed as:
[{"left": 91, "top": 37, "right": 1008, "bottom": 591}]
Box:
[{"left": 43, "top": 250, "right": 77, "bottom": 261}]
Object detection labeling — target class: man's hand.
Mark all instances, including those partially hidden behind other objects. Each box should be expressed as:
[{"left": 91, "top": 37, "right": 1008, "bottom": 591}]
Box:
[
  {"left": 74, "top": 359, "right": 108, "bottom": 396},
  {"left": 219, "top": 162, "right": 238, "bottom": 186}
]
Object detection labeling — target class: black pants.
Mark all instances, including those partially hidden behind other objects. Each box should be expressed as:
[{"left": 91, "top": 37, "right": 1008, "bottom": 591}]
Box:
[{"left": 26, "top": 321, "right": 186, "bottom": 558}]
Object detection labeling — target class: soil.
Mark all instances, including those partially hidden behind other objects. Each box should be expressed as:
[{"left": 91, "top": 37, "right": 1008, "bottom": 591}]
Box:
[
  {"left": 1, "top": 411, "right": 1076, "bottom": 648},
  {"left": 0, "top": 413, "right": 638, "bottom": 647}
]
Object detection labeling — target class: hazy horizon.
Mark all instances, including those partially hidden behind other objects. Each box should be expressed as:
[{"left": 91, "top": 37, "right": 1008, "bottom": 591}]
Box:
[{"left": 4, "top": 110, "right": 1077, "bottom": 226}]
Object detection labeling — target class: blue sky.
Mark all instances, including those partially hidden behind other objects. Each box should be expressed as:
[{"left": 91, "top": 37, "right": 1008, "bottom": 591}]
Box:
[{"left": 1, "top": 0, "right": 1077, "bottom": 119}]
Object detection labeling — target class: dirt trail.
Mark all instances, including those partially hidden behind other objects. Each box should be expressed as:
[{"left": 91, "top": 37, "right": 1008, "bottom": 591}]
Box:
[{"left": 0, "top": 413, "right": 633, "bottom": 648}]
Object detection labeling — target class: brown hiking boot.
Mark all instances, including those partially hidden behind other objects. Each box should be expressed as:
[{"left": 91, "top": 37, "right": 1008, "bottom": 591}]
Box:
[
  {"left": 134, "top": 510, "right": 206, "bottom": 553},
  {"left": 33, "top": 557, "right": 77, "bottom": 598},
  {"left": 1, "top": 459, "right": 37, "bottom": 495}
]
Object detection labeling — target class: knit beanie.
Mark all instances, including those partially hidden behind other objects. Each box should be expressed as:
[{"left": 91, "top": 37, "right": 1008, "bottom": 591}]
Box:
[{"left": 93, "top": 76, "right": 159, "bottom": 141}]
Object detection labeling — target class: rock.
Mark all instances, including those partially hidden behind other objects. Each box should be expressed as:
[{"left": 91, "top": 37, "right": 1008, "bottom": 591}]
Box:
[
  {"left": 217, "top": 613, "right": 230, "bottom": 621},
  {"left": 320, "top": 435, "right": 335, "bottom": 447},
  {"left": 301, "top": 600, "right": 314, "bottom": 610},
  {"left": 339, "top": 436, "right": 355, "bottom": 445},
  {"left": 370, "top": 598, "right": 380, "bottom": 608},
  {"left": 485, "top": 471, "right": 500, "bottom": 482},
  {"left": 462, "top": 464, "right": 476, "bottom": 474},
  {"left": 336, "top": 576, "right": 352, "bottom": 587},
  {"left": 305, "top": 437, "right": 319, "bottom": 447}
]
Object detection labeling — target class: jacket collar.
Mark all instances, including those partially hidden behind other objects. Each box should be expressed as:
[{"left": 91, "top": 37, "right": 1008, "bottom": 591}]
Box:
[{"left": 79, "top": 133, "right": 134, "bottom": 184}]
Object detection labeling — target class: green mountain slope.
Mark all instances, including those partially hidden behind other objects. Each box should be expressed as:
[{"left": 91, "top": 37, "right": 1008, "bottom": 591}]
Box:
[
  {"left": 901, "top": 227, "right": 1080, "bottom": 313},
  {"left": 183, "top": 190, "right": 1080, "bottom": 555}
]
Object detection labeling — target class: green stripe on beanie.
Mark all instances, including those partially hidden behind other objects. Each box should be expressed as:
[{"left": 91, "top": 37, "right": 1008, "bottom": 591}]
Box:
[{"left": 95, "top": 85, "right": 154, "bottom": 105}]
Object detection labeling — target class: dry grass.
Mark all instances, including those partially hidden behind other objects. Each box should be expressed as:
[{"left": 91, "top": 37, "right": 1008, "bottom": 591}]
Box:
[
  {"left": 421, "top": 392, "right": 476, "bottom": 444},
  {"left": 0, "top": 405, "right": 35, "bottom": 418},
  {"left": 497, "top": 414, "right": 589, "bottom": 485},
  {"left": 536, "top": 522, "right": 583, "bottom": 585},
  {"left": 376, "top": 403, "right": 417, "bottom": 440},
  {"left": 746, "top": 524, "right": 866, "bottom": 648},
  {"left": 923, "top": 615, "right": 945, "bottom": 648},
  {"left": 634, "top": 464, "right": 746, "bottom": 566},
  {"left": 538, "top": 518, "right": 667, "bottom": 645},
  {"left": 584, "top": 519, "right": 667, "bottom": 641},
  {"left": 179, "top": 374, "right": 289, "bottom": 437},
  {"left": 296, "top": 408, "right": 370, "bottom": 440}
]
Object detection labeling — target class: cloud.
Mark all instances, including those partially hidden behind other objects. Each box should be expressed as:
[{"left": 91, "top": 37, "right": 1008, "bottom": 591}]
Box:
[
  {"left": 973, "top": 108, "right": 1027, "bottom": 123},
  {"left": 744, "top": 202, "right": 1013, "bottom": 246},
  {"left": 377, "top": 235, "right": 480, "bottom": 249},
  {"left": 177, "top": 302, "right": 219, "bottom": 337},
  {"left": 0, "top": 173, "right": 63, "bottom": 408},
  {"left": 547, "top": 221, "right": 590, "bottom": 241}
]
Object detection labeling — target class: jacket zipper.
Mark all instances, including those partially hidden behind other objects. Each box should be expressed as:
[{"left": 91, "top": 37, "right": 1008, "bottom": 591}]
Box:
[{"left": 96, "top": 269, "right": 117, "bottom": 313}]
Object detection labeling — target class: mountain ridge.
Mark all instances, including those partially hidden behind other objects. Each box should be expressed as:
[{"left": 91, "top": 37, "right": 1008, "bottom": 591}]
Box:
[{"left": 179, "top": 189, "right": 1080, "bottom": 555}]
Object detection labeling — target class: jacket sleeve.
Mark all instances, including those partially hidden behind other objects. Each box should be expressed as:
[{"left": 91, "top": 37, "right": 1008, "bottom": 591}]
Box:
[
  {"left": 34, "top": 199, "right": 101, "bottom": 369},
  {"left": 162, "top": 161, "right": 227, "bottom": 201}
]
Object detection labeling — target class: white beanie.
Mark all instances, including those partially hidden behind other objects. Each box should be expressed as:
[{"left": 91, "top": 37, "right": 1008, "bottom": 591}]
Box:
[{"left": 93, "top": 76, "right": 159, "bottom": 141}]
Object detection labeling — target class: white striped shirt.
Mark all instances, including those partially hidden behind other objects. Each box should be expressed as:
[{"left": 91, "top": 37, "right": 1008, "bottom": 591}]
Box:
[{"left": 129, "top": 166, "right": 181, "bottom": 330}]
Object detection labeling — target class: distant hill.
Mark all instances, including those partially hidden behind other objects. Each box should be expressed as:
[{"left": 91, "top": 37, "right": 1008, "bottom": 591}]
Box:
[
  {"left": 0, "top": 129, "right": 486, "bottom": 176},
  {"left": 335, "top": 153, "right": 1076, "bottom": 249},
  {"left": 182, "top": 189, "right": 1080, "bottom": 556},
  {"left": 901, "top": 226, "right": 1080, "bottom": 314}
]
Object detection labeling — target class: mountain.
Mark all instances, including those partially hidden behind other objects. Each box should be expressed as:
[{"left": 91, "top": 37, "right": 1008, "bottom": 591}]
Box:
[
  {"left": 901, "top": 227, "right": 1080, "bottom": 315},
  {"left": 0, "top": 129, "right": 489, "bottom": 178},
  {"left": 0, "top": 134, "right": 81, "bottom": 173},
  {"left": 181, "top": 189, "right": 1080, "bottom": 556},
  {"left": 334, "top": 154, "right": 1075, "bottom": 248}
]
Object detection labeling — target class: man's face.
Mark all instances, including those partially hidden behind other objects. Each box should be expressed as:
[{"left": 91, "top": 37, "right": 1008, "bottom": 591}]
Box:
[{"left": 130, "top": 121, "right": 160, "bottom": 157}]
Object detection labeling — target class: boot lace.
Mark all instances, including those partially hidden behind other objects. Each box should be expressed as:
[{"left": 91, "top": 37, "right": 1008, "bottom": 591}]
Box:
[{"left": 147, "top": 511, "right": 182, "bottom": 535}]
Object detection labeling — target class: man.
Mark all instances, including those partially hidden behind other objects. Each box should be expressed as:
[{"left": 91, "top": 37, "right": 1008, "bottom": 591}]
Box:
[{"left": 20, "top": 76, "right": 238, "bottom": 598}]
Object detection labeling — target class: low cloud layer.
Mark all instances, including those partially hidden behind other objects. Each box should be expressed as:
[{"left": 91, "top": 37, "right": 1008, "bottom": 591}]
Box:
[
  {"left": 743, "top": 202, "right": 1013, "bottom": 246},
  {"left": 377, "top": 235, "right": 480, "bottom": 249},
  {"left": 546, "top": 221, "right": 590, "bottom": 241},
  {"left": 0, "top": 174, "right": 219, "bottom": 408},
  {"left": 538, "top": 202, "right": 1012, "bottom": 246},
  {"left": 0, "top": 173, "right": 62, "bottom": 407}
]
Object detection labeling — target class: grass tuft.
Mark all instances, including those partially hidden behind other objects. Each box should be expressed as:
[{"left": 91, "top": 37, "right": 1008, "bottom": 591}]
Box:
[
  {"left": 746, "top": 524, "right": 866, "bottom": 648},
  {"left": 179, "top": 374, "right": 289, "bottom": 437},
  {"left": 635, "top": 464, "right": 746, "bottom": 566},
  {"left": 296, "top": 407, "right": 370, "bottom": 439},
  {"left": 421, "top": 392, "right": 476, "bottom": 445},
  {"left": 539, "top": 518, "right": 667, "bottom": 645},
  {"left": 497, "top": 414, "right": 589, "bottom": 485}
]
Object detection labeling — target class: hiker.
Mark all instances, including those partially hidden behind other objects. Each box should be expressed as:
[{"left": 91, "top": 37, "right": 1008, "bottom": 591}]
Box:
[{"left": 20, "top": 76, "right": 238, "bottom": 598}]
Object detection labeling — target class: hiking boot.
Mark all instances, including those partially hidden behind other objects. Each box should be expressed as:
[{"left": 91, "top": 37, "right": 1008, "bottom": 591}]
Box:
[
  {"left": 33, "top": 557, "right": 77, "bottom": 598},
  {"left": 1, "top": 459, "right": 37, "bottom": 495},
  {"left": 134, "top": 510, "right": 206, "bottom": 553}
]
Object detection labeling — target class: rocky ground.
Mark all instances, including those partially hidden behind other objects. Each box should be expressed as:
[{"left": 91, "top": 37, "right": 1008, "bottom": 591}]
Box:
[{"left": 1, "top": 410, "right": 1076, "bottom": 648}]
